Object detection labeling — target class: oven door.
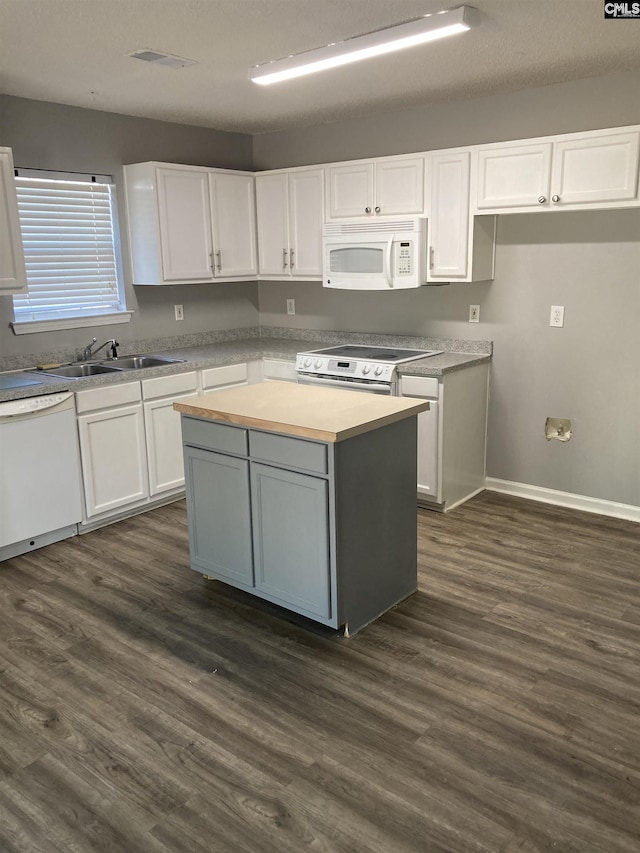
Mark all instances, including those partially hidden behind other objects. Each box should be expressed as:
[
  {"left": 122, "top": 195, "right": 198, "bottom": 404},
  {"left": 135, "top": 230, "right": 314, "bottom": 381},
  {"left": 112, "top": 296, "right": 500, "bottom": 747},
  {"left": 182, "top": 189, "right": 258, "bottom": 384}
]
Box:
[{"left": 297, "top": 373, "right": 396, "bottom": 396}]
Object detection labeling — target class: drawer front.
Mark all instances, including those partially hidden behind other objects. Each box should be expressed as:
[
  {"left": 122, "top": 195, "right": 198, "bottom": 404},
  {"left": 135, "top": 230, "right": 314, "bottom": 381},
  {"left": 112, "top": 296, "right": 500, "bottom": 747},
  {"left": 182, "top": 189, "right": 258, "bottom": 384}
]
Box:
[
  {"left": 262, "top": 359, "right": 297, "bottom": 382},
  {"left": 201, "top": 362, "right": 248, "bottom": 390},
  {"left": 249, "top": 430, "right": 328, "bottom": 475},
  {"left": 181, "top": 415, "right": 248, "bottom": 457},
  {"left": 142, "top": 371, "right": 198, "bottom": 400},
  {"left": 401, "top": 375, "right": 440, "bottom": 398},
  {"left": 76, "top": 380, "right": 141, "bottom": 413}
]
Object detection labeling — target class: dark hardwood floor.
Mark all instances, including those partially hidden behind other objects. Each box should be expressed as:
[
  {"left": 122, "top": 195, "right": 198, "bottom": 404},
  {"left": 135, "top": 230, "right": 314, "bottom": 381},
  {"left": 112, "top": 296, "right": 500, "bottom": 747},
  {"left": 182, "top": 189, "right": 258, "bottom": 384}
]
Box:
[{"left": 0, "top": 492, "right": 639, "bottom": 852}]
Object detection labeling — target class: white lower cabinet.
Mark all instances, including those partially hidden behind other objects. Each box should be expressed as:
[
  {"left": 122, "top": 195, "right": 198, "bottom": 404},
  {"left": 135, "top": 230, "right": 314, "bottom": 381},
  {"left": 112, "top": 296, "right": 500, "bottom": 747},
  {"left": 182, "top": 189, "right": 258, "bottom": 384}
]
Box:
[
  {"left": 142, "top": 371, "right": 199, "bottom": 496},
  {"left": 74, "top": 362, "right": 259, "bottom": 529},
  {"left": 76, "top": 382, "right": 149, "bottom": 521},
  {"left": 401, "top": 363, "right": 490, "bottom": 511},
  {"left": 400, "top": 376, "right": 441, "bottom": 501}
]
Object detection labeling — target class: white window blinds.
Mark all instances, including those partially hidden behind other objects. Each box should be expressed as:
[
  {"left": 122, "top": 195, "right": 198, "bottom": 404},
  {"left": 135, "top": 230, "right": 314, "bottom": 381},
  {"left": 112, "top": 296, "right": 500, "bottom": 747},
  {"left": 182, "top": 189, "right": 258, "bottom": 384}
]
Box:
[{"left": 13, "top": 174, "right": 124, "bottom": 322}]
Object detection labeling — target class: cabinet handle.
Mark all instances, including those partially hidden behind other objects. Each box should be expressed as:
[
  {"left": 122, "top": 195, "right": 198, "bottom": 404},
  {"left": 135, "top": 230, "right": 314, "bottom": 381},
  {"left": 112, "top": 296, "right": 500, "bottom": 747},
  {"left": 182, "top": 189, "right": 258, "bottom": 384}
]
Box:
[
  {"left": 375, "top": 206, "right": 381, "bottom": 214},
  {"left": 552, "top": 194, "right": 560, "bottom": 203},
  {"left": 215, "top": 250, "right": 222, "bottom": 272},
  {"left": 290, "top": 248, "right": 295, "bottom": 268},
  {"left": 283, "top": 248, "right": 288, "bottom": 268},
  {"left": 429, "top": 246, "right": 435, "bottom": 270},
  {"left": 538, "top": 196, "right": 547, "bottom": 204},
  {"left": 365, "top": 206, "right": 372, "bottom": 214}
]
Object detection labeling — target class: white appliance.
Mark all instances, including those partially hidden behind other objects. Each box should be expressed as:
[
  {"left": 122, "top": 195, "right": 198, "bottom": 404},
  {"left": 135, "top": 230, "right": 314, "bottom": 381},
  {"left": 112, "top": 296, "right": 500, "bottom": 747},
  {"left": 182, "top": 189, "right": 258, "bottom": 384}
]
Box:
[
  {"left": 0, "top": 391, "right": 83, "bottom": 560},
  {"left": 322, "top": 217, "right": 427, "bottom": 290},
  {"left": 296, "top": 344, "right": 442, "bottom": 395}
]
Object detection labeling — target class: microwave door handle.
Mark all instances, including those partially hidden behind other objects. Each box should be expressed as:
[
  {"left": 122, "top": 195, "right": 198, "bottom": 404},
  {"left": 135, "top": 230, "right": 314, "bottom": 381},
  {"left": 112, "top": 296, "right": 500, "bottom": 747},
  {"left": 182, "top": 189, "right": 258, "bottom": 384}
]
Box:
[{"left": 384, "top": 236, "right": 394, "bottom": 288}]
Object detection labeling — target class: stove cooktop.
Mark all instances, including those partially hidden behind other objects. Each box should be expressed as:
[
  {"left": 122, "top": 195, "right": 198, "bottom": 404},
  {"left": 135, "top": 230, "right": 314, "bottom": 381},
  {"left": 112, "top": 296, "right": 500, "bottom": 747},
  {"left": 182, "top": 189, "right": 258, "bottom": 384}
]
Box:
[{"left": 307, "top": 345, "right": 442, "bottom": 363}]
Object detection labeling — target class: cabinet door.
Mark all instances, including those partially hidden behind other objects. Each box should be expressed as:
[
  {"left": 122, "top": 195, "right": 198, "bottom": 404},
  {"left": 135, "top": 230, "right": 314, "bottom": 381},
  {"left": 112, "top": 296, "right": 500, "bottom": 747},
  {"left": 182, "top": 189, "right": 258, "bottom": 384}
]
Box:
[
  {"left": 326, "top": 162, "right": 374, "bottom": 219},
  {"left": 288, "top": 169, "right": 324, "bottom": 277},
  {"left": 428, "top": 152, "right": 470, "bottom": 280},
  {"left": 255, "top": 173, "right": 290, "bottom": 275},
  {"left": 375, "top": 157, "right": 425, "bottom": 216},
  {"left": 156, "top": 167, "right": 214, "bottom": 282},
  {"left": 78, "top": 404, "right": 149, "bottom": 518},
  {"left": 0, "top": 148, "right": 27, "bottom": 294},
  {"left": 415, "top": 401, "right": 440, "bottom": 500},
  {"left": 209, "top": 172, "right": 258, "bottom": 277},
  {"left": 144, "top": 392, "right": 194, "bottom": 496},
  {"left": 251, "top": 462, "right": 330, "bottom": 619},
  {"left": 476, "top": 143, "right": 552, "bottom": 210},
  {"left": 183, "top": 446, "right": 254, "bottom": 585},
  {"left": 552, "top": 131, "right": 640, "bottom": 206}
]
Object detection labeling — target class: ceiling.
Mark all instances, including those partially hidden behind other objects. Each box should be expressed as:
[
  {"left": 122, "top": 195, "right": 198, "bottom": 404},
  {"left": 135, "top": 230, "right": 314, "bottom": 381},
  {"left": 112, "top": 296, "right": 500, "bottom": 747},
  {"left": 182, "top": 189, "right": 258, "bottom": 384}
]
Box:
[{"left": 1, "top": 0, "right": 639, "bottom": 135}]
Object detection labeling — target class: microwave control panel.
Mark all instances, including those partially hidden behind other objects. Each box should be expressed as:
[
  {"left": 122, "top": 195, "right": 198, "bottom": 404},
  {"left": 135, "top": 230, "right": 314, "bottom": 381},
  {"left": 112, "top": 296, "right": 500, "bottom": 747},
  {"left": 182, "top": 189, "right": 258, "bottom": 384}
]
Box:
[{"left": 395, "top": 241, "right": 413, "bottom": 276}]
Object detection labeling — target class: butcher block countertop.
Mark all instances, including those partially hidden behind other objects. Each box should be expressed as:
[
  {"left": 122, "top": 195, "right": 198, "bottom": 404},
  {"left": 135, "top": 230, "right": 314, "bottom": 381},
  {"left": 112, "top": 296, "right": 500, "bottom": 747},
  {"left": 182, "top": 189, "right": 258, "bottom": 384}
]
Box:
[{"left": 174, "top": 381, "right": 429, "bottom": 443}]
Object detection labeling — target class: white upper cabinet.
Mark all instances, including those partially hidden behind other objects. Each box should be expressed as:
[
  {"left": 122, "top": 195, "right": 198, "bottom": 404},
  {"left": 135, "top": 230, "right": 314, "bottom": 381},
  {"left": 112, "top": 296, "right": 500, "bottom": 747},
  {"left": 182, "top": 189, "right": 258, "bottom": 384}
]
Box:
[
  {"left": 0, "top": 147, "right": 27, "bottom": 294},
  {"left": 475, "top": 142, "right": 552, "bottom": 211},
  {"left": 552, "top": 131, "right": 640, "bottom": 206},
  {"left": 124, "top": 162, "right": 258, "bottom": 285},
  {"left": 156, "top": 166, "right": 213, "bottom": 282},
  {"left": 288, "top": 169, "right": 324, "bottom": 276},
  {"left": 256, "top": 167, "right": 324, "bottom": 279},
  {"left": 326, "top": 155, "right": 424, "bottom": 219},
  {"left": 209, "top": 172, "right": 258, "bottom": 278},
  {"left": 427, "top": 149, "right": 495, "bottom": 283},
  {"left": 474, "top": 128, "right": 640, "bottom": 213}
]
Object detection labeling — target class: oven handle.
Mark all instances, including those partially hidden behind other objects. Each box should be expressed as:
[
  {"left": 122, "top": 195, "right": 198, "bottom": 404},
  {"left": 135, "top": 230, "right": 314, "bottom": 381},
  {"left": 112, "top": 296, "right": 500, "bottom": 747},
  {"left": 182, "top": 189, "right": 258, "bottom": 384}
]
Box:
[{"left": 297, "top": 374, "right": 394, "bottom": 394}]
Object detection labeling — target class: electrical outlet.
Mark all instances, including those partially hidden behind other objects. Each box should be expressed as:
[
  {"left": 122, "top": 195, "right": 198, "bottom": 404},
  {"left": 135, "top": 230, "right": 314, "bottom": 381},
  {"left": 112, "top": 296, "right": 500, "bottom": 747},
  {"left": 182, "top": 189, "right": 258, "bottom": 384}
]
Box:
[
  {"left": 550, "top": 305, "right": 564, "bottom": 327},
  {"left": 174, "top": 304, "right": 184, "bottom": 321},
  {"left": 286, "top": 299, "right": 296, "bottom": 315},
  {"left": 469, "top": 304, "right": 480, "bottom": 323}
]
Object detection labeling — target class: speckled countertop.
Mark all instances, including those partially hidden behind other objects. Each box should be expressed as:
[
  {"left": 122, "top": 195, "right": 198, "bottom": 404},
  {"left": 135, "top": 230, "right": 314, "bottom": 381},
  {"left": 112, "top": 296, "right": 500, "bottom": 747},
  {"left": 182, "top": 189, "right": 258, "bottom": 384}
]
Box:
[{"left": 0, "top": 328, "right": 491, "bottom": 403}]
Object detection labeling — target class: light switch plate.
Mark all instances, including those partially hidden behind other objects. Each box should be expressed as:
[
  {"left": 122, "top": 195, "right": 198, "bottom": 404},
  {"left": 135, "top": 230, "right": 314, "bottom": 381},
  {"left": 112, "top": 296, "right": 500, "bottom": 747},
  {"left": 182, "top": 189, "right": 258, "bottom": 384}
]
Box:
[{"left": 469, "top": 304, "right": 480, "bottom": 323}]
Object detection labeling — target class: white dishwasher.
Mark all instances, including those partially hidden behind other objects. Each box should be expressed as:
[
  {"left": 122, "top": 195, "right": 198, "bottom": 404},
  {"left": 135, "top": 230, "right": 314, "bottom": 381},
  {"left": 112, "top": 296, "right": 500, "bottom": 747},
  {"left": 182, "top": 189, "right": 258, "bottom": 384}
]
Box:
[{"left": 0, "top": 391, "right": 83, "bottom": 561}]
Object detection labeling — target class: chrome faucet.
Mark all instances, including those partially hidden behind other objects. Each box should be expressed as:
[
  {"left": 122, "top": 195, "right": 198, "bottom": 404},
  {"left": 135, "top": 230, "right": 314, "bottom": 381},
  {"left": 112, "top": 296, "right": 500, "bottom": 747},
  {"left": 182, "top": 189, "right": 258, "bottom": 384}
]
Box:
[{"left": 82, "top": 337, "right": 119, "bottom": 360}]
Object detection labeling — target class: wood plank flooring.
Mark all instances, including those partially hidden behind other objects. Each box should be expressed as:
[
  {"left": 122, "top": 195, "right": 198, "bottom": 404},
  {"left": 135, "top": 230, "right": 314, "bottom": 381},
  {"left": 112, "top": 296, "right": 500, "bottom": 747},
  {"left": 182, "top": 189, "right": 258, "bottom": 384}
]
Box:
[{"left": 0, "top": 492, "right": 639, "bottom": 852}]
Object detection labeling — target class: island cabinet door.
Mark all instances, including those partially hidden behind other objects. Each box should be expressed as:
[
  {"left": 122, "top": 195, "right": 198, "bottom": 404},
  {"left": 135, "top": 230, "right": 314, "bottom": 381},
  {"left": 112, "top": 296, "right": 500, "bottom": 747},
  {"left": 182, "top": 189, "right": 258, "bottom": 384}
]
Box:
[
  {"left": 250, "top": 462, "right": 331, "bottom": 620},
  {"left": 183, "top": 446, "right": 254, "bottom": 586}
]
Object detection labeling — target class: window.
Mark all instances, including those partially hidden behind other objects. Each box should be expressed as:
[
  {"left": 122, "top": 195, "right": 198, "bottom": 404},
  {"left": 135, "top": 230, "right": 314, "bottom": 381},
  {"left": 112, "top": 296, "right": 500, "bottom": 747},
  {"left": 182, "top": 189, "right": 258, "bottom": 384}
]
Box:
[{"left": 11, "top": 169, "right": 131, "bottom": 333}]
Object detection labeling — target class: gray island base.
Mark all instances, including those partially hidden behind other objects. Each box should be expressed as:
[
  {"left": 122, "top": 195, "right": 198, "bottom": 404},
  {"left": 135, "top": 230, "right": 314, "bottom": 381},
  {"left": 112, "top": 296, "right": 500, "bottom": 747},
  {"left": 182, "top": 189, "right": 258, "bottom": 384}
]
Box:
[{"left": 174, "top": 382, "right": 429, "bottom": 635}]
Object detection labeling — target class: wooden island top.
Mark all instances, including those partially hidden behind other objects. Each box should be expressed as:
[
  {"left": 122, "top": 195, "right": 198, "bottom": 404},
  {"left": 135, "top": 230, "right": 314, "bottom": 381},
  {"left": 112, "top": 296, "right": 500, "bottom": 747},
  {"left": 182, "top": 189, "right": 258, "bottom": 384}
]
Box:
[{"left": 174, "top": 380, "right": 429, "bottom": 443}]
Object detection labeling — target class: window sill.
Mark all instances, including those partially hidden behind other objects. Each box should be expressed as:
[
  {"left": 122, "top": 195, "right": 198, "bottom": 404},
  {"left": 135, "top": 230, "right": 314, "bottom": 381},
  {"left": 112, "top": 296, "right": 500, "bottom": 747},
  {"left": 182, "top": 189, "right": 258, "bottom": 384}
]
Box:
[{"left": 10, "top": 312, "right": 134, "bottom": 335}]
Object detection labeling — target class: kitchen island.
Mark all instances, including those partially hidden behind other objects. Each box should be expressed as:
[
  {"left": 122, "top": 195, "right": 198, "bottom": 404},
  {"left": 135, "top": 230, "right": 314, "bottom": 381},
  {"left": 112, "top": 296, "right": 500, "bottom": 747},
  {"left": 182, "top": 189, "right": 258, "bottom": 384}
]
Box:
[{"left": 174, "top": 381, "right": 429, "bottom": 635}]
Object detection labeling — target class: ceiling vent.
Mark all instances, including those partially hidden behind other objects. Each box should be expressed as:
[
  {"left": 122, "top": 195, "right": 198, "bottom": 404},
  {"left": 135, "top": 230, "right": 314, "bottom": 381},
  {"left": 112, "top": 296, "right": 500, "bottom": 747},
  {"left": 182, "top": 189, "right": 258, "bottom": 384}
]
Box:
[{"left": 128, "top": 49, "right": 197, "bottom": 69}]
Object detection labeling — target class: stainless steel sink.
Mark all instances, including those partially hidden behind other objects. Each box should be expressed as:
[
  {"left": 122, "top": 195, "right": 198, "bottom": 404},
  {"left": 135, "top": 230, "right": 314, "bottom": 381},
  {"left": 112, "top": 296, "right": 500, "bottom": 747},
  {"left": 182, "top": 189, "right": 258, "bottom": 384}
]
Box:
[
  {"left": 39, "top": 363, "right": 123, "bottom": 378},
  {"left": 104, "top": 355, "right": 185, "bottom": 369},
  {"left": 32, "top": 353, "right": 186, "bottom": 379}
]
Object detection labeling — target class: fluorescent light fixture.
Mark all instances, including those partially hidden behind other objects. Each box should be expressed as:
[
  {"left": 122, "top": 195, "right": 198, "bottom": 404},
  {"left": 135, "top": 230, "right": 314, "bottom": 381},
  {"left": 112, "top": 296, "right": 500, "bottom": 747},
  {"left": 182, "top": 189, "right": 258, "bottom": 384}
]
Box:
[{"left": 250, "top": 6, "right": 480, "bottom": 86}]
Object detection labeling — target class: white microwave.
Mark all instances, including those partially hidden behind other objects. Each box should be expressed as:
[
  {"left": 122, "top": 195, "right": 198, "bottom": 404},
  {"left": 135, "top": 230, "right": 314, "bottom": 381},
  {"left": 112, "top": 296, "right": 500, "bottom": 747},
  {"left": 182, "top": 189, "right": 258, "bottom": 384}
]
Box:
[{"left": 322, "top": 217, "right": 427, "bottom": 290}]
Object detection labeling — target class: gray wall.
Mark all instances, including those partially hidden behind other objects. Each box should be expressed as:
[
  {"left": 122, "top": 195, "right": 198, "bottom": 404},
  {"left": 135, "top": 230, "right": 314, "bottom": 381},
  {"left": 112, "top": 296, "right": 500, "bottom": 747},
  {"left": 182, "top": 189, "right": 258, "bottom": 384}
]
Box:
[
  {"left": 0, "top": 95, "right": 259, "bottom": 361},
  {"left": 256, "top": 70, "right": 640, "bottom": 507},
  {"left": 253, "top": 70, "right": 640, "bottom": 168},
  {"left": 2, "top": 71, "right": 639, "bottom": 507}
]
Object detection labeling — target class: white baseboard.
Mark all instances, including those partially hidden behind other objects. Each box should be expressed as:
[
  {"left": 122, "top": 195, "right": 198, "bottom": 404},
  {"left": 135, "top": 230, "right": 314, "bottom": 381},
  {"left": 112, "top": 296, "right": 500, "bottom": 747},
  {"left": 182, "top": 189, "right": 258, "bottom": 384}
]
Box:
[{"left": 485, "top": 478, "right": 640, "bottom": 524}]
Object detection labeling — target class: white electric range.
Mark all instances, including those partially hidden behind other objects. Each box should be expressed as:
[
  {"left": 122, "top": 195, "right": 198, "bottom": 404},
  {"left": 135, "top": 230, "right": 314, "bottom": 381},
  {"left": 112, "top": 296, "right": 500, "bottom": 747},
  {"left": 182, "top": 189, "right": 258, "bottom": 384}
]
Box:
[{"left": 296, "top": 344, "right": 443, "bottom": 396}]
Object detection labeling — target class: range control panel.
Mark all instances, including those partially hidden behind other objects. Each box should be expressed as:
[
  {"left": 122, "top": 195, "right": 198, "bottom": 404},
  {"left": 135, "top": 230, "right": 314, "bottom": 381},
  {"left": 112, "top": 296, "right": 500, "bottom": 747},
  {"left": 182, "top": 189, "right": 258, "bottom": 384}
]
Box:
[{"left": 295, "top": 354, "right": 396, "bottom": 382}]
